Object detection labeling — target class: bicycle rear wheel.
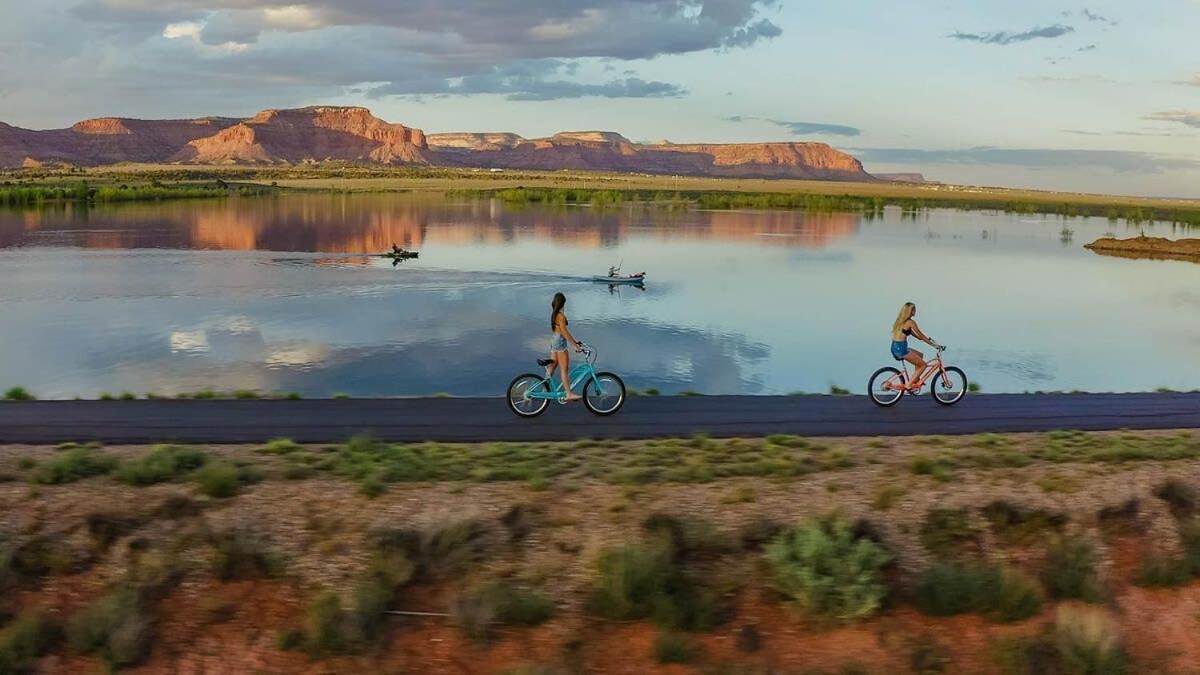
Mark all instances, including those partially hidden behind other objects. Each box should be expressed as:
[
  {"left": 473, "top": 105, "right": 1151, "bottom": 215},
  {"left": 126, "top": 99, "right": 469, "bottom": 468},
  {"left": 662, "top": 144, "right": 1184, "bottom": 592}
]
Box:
[
  {"left": 507, "top": 374, "right": 551, "bottom": 417},
  {"left": 930, "top": 367, "right": 968, "bottom": 405},
  {"left": 583, "top": 372, "right": 625, "bottom": 416},
  {"left": 868, "top": 367, "right": 905, "bottom": 407}
]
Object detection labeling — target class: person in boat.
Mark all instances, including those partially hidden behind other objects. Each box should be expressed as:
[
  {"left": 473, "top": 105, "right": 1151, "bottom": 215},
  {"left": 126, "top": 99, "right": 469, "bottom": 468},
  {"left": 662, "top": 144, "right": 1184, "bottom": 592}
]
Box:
[
  {"left": 608, "top": 266, "right": 618, "bottom": 278},
  {"left": 891, "top": 302, "right": 942, "bottom": 389},
  {"left": 548, "top": 292, "right": 583, "bottom": 402},
  {"left": 391, "top": 243, "right": 404, "bottom": 255}
]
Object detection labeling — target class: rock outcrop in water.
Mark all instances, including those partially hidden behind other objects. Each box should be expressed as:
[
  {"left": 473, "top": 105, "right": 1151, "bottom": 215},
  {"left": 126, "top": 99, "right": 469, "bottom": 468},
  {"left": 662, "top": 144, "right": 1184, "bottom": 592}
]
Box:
[
  {"left": 1084, "top": 235, "right": 1200, "bottom": 262},
  {"left": 1, "top": 106, "right": 874, "bottom": 180}
]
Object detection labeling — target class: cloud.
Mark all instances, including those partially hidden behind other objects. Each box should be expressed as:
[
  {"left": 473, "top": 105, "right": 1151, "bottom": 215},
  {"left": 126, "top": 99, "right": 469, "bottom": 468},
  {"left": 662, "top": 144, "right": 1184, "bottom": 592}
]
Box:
[
  {"left": 3, "top": 0, "right": 781, "bottom": 121},
  {"left": 724, "top": 115, "right": 861, "bottom": 137},
  {"left": 1080, "top": 9, "right": 1117, "bottom": 25},
  {"left": 1062, "top": 129, "right": 1193, "bottom": 138},
  {"left": 1145, "top": 111, "right": 1200, "bottom": 129},
  {"left": 949, "top": 24, "right": 1075, "bottom": 46},
  {"left": 1172, "top": 75, "right": 1200, "bottom": 87},
  {"left": 850, "top": 146, "right": 1200, "bottom": 174}
]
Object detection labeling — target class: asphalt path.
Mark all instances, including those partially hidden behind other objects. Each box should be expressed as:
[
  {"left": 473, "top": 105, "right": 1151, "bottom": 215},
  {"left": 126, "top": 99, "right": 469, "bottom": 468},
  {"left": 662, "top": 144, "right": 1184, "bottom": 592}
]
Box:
[{"left": 0, "top": 393, "right": 1197, "bottom": 444}]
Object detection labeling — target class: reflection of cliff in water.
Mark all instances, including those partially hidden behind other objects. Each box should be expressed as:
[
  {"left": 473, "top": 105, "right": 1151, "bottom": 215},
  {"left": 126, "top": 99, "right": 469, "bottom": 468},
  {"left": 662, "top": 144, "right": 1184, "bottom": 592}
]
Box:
[{"left": 0, "top": 195, "right": 859, "bottom": 252}]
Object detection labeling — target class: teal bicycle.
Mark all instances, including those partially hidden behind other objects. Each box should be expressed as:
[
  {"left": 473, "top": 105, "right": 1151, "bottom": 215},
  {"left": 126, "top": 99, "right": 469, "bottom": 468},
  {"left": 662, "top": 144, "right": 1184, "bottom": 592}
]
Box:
[{"left": 506, "top": 343, "right": 626, "bottom": 417}]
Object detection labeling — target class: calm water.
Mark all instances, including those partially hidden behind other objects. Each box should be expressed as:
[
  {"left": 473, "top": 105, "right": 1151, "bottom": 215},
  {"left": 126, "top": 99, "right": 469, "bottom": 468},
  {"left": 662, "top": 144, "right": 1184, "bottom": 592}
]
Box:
[{"left": 1, "top": 194, "right": 1198, "bottom": 399}]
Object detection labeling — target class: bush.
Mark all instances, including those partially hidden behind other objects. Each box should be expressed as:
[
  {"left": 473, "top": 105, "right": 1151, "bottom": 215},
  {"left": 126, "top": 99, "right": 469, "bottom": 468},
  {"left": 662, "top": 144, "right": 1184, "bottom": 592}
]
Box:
[
  {"left": 1153, "top": 478, "right": 1199, "bottom": 519},
  {"left": 209, "top": 529, "right": 283, "bottom": 581},
  {"left": 587, "top": 545, "right": 671, "bottom": 621},
  {"left": 192, "top": 462, "right": 241, "bottom": 498},
  {"left": 31, "top": 448, "right": 116, "bottom": 484},
  {"left": 0, "top": 610, "right": 59, "bottom": 673},
  {"left": 1180, "top": 518, "right": 1200, "bottom": 575},
  {"left": 453, "top": 582, "right": 554, "bottom": 641},
  {"left": 914, "top": 563, "right": 1043, "bottom": 622},
  {"left": 1, "top": 536, "right": 80, "bottom": 583},
  {"left": 1054, "top": 606, "right": 1126, "bottom": 674},
  {"left": 2, "top": 387, "right": 34, "bottom": 401},
  {"left": 1044, "top": 536, "right": 1104, "bottom": 602},
  {"left": 764, "top": 515, "right": 891, "bottom": 621},
  {"left": 259, "top": 438, "right": 301, "bottom": 455},
  {"left": 920, "top": 508, "right": 980, "bottom": 559},
  {"left": 66, "top": 587, "right": 152, "bottom": 667},
  {"left": 654, "top": 631, "right": 698, "bottom": 664},
  {"left": 115, "top": 445, "right": 207, "bottom": 486},
  {"left": 303, "top": 590, "right": 348, "bottom": 655},
  {"left": 1135, "top": 555, "right": 1191, "bottom": 587}
]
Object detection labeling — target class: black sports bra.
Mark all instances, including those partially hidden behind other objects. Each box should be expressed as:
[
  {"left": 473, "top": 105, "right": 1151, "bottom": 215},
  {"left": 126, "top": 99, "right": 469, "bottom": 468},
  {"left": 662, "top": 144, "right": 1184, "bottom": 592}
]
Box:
[{"left": 903, "top": 327, "right": 912, "bottom": 336}]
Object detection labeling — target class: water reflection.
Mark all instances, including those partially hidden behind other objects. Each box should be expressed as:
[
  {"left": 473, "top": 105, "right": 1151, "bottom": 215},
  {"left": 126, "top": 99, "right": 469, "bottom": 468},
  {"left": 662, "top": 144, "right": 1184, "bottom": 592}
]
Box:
[{"left": 1, "top": 194, "right": 1199, "bottom": 397}]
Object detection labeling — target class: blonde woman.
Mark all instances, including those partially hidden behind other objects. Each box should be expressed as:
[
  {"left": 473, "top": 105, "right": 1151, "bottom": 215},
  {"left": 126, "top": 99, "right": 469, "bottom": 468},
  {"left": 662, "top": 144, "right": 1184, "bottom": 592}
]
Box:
[{"left": 891, "top": 302, "right": 942, "bottom": 387}]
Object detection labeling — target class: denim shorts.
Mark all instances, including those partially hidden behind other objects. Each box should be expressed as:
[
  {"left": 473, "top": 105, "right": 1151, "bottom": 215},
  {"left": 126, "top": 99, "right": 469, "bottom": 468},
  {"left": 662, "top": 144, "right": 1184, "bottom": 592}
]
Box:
[
  {"left": 891, "top": 340, "right": 909, "bottom": 361},
  {"left": 550, "top": 335, "right": 569, "bottom": 353}
]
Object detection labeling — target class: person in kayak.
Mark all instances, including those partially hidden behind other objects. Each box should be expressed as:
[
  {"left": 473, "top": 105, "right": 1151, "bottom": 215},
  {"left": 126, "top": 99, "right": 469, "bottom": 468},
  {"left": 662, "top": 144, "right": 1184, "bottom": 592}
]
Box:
[
  {"left": 549, "top": 292, "right": 583, "bottom": 402},
  {"left": 391, "top": 243, "right": 404, "bottom": 255},
  {"left": 891, "top": 302, "right": 942, "bottom": 388}
]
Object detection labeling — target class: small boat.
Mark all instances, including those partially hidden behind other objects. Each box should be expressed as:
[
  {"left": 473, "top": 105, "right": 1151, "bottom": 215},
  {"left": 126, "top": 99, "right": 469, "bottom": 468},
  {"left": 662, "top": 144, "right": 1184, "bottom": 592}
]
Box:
[
  {"left": 380, "top": 250, "right": 419, "bottom": 260},
  {"left": 592, "top": 272, "right": 646, "bottom": 284}
]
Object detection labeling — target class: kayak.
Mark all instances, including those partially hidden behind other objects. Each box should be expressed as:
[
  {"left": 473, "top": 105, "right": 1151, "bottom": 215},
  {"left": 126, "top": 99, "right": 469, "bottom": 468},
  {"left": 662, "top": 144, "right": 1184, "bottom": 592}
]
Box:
[
  {"left": 592, "top": 274, "right": 645, "bottom": 284},
  {"left": 380, "top": 251, "right": 419, "bottom": 259}
]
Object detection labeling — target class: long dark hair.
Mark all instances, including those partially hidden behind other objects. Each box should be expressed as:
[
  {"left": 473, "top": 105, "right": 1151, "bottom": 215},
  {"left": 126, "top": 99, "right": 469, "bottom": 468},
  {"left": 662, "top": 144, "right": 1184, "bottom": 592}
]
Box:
[{"left": 550, "top": 292, "right": 566, "bottom": 331}]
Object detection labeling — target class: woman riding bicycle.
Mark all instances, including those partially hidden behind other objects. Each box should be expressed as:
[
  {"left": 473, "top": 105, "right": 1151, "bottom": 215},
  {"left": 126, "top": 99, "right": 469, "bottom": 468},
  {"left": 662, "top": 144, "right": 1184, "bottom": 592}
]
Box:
[
  {"left": 549, "top": 292, "right": 583, "bottom": 402},
  {"left": 891, "top": 302, "right": 943, "bottom": 388}
]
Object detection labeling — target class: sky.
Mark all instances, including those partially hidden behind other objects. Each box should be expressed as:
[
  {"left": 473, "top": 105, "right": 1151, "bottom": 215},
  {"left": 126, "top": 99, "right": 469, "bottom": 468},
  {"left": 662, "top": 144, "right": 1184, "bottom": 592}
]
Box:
[{"left": 1, "top": 1, "right": 1199, "bottom": 197}]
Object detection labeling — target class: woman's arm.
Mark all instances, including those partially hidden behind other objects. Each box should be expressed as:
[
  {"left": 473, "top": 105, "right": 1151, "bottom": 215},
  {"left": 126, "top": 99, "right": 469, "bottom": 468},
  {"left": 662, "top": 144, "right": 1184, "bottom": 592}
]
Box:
[{"left": 908, "top": 321, "right": 939, "bottom": 347}]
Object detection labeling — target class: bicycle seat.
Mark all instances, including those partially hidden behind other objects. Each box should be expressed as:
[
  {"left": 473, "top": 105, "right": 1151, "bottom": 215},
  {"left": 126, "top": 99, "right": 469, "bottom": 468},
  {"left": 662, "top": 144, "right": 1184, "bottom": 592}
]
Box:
[{"left": 537, "top": 358, "right": 554, "bottom": 367}]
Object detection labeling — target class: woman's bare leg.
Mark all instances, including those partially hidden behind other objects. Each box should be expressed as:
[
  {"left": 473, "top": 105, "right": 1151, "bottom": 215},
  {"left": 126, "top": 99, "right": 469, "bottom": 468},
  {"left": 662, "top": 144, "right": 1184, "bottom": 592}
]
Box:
[
  {"left": 904, "top": 350, "right": 926, "bottom": 388},
  {"left": 557, "top": 352, "right": 581, "bottom": 401}
]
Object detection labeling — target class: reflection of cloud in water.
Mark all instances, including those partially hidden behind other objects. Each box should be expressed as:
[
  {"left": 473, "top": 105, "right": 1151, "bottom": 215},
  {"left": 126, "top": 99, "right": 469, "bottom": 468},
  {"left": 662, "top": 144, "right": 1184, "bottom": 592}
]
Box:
[{"left": 957, "top": 349, "right": 1055, "bottom": 383}]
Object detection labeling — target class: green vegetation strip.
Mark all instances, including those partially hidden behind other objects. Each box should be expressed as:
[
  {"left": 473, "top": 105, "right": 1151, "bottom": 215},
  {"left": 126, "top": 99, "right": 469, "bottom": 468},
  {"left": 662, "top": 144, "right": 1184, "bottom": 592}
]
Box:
[
  {"left": 0, "top": 181, "right": 273, "bottom": 207},
  {"left": 454, "top": 186, "right": 1200, "bottom": 226}
]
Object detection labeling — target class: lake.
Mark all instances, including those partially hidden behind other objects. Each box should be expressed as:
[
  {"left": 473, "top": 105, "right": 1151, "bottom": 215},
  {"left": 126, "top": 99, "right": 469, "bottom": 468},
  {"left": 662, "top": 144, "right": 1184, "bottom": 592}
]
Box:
[{"left": 1, "top": 193, "right": 1198, "bottom": 399}]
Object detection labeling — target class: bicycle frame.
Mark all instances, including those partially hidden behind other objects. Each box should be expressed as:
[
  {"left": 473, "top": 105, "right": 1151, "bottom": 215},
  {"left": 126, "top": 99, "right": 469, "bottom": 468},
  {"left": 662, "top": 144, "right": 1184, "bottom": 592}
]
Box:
[
  {"left": 888, "top": 352, "right": 950, "bottom": 391},
  {"left": 527, "top": 349, "right": 601, "bottom": 400}
]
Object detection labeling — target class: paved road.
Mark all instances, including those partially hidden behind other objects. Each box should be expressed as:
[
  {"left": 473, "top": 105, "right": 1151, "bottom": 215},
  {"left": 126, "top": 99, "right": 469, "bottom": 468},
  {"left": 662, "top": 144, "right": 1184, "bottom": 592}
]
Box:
[{"left": 0, "top": 393, "right": 1197, "bottom": 444}]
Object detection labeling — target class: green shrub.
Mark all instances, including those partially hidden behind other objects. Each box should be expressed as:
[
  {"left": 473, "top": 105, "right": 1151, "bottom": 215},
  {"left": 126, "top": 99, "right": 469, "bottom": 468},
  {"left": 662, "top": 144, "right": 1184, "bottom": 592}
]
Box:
[
  {"left": 0, "top": 610, "right": 59, "bottom": 672},
  {"left": 1044, "top": 536, "right": 1104, "bottom": 602},
  {"left": 1, "top": 536, "right": 80, "bottom": 583},
  {"left": 209, "top": 529, "right": 283, "bottom": 581},
  {"left": 1179, "top": 518, "right": 1200, "bottom": 575},
  {"left": 192, "top": 462, "right": 241, "bottom": 498},
  {"left": 653, "top": 631, "right": 698, "bottom": 664},
  {"left": 1136, "top": 555, "right": 1191, "bottom": 587},
  {"left": 920, "top": 508, "right": 979, "bottom": 559},
  {"left": 2, "top": 387, "right": 34, "bottom": 401},
  {"left": 115, "top": 445, "right": 207, "bottom": 486},
  {"left": 275, "top": 628, "right": 303, "bottom": 651},
  {"left": 420, "top": 520, "right": 492, "bottom": 577},
  {"left": 1153, "top": 478, "right": 1199, "bottom": 519},
  {"left": 764, "top": 515, "right": 891, "bottom": 621},
  {"left": 259, "top": 438, "right": 301, "bottom": 455},
  {"left": 303, "top": 590, "right": 348, "bottom": 655},
  {"left": 453, "top": 581, "right": 555, "bottom": 641},
  {"left": 914, "top": 563, "right": 1043, "bottom": 622},
  {"left": 31, "top": 448, "right": 116, "bottom": 484},
  {"left": 586, "top": 545, "right": 671, "bottom": 621},
  {"left": 66, "top": 587, "right": 152, "bottom": 667},
  {"left": 982, "top": 501, "right": 1067, "bottom": 544},
  {"left": 1054, "top": 606, "right": 1126, "bottom": 674}
]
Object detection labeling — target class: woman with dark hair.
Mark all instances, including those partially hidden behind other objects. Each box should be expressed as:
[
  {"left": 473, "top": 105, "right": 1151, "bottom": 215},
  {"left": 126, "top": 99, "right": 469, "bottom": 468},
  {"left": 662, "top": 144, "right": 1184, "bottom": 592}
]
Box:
[{"left": 549, "top": 292, "right": 583, "bottom": 402}]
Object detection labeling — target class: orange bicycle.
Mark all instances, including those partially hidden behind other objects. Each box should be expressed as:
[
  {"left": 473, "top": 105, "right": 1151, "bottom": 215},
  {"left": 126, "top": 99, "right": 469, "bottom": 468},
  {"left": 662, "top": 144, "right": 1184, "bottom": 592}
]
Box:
[{"left": 868, "top": 345, "right": 968, "bottom": 406}]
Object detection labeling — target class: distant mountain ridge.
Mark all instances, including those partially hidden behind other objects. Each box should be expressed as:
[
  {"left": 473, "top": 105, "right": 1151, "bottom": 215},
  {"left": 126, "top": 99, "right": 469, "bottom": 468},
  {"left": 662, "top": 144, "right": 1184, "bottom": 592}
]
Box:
[{"left": 0, "top": 106, "right": 875, "bottom": 181}]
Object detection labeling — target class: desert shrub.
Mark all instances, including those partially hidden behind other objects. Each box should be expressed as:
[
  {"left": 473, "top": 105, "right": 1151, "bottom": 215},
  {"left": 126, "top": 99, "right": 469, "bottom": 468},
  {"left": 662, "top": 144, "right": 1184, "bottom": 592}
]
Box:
[
  {"left": 85, "top": 513, "right": 142, "bottom": 551},
  {"left": 982, "top": 501, "right": 1067, "bottom": 544},
  {"left": 1135, "top": 555, "right": 1191, "bottom": 587},
  {"left": 192, "top": 462, "right": 241, "bottom": 497},
  {"left": 419, "top": 519, "right": 492, "bottom": 577},
  {"left": 1179, "top": 518, "right": 1200, "bottom": 575},
  {"left": 920, "top": 508, "right": 980, "bottom": 559},
  {"left": 303, "top": 590, "right": 348, "bottom": 655},
  {"left": 587, "top": 545, "right": 672, "bottom": 621},
  {"left": 115, "top": 445, "right": 207, "bottom": 486},
  {"left": 909, "top": 635, "right": 950, "bottom": 674},
  {"left": 1054, "top": 606, "right": 1126, "bottom": 674},
  {"left": 259, "top": 438, "right": 301, "bottom": 455},
  {"left": 209, "top": 529, "right": 283, "bottom": 581},
  {"left": 0, "top": 610, "right": 59, "bottom": 673},
  {"left": 914, "top": 563, "right": 1043, "bottom": 622},
  {"left": 872, "top": 484, "right": 907, "bottom": 511},
  {"left": 453, "top": 581, "right": 555, "bottom": 641},
  {"left": 1153, "top": 478, "right": 1199, "bottom": 519},
  {"left": 66, "top": 587, "right": 153, "bottom": 667},
  {"left": 1044, "top": 536, "right": 1104, "bottom": 602},
  {"left": 1097, "top": 499, "right": 1141, "bottom": 536},
  {"left": 654, "top": 631, "right": 698, "bottom": 664},
  {"left": 2, "top": 387, "right": 34, "bottom": 401},
  {"left": 31, "top": 448, "right": 116, "bottom": 484},
  {"left": 1, "top": 536, "right": 81, "bottom": 584},
  {"left": 765, "top": 515, "right": 891, "bottom": 621}
]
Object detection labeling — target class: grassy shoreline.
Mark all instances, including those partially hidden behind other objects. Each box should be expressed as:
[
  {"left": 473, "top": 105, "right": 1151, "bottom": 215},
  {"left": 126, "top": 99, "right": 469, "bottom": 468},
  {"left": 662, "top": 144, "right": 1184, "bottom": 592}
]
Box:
[{"left": 5, "top": 164, "right": 1200, "bottom": 226}]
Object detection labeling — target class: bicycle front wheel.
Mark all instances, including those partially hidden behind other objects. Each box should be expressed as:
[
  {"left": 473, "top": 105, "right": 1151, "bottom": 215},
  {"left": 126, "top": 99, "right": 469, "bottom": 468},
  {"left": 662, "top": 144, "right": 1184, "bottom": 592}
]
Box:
[
  {"left": 930, "top": 367, "right": 968, "bottom": 406},
  {"left": 583, "top": 372, "right": 625, "bottom": 416},
  {"left": 507, "top": 374, "right": 551, "bottom": 418},
  {"left": 868, "top": 367, "right": 905, "bottom": 407}
]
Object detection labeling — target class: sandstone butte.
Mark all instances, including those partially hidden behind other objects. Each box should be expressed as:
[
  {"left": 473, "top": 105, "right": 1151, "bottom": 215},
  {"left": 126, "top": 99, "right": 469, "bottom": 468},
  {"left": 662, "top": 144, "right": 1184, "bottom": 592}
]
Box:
[{"left": 0, "top": 106, "right": 874, "bottom": 181}]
